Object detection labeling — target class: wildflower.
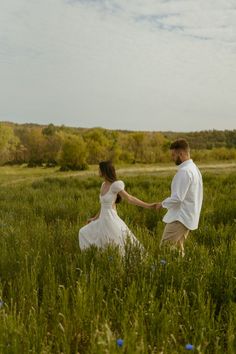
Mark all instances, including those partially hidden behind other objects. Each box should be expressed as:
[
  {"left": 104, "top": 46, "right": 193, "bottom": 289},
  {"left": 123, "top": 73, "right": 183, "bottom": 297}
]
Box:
[
  {"left": 108, "top": 256, "right": 113, "bottom": 262},
  {"left": 116, "top": 338, "right": 124, "bottom": 347},
  {"left": 185, "top": 343, "right": 194, "bottom": 350},
  {"left": 0, "top": 300, "right": 4, "bottom": 309},
  {"left": 160, "top": 259, "right": 167, "bottom": 265}
]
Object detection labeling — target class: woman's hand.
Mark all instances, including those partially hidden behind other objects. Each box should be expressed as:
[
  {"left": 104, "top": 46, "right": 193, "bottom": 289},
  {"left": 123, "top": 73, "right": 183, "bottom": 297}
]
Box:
[
  {"left": 148, "top": 202, "right": 158, "bottom": 209},
  {"left": 87, "top": 211, "right": 100, "bottom": 224},
  {"left": 87, "top": 217, "right": 96, "bottom": 224}
]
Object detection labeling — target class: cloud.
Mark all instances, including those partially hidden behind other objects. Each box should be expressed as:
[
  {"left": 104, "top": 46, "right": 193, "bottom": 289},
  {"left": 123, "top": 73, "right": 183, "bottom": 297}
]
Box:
[
  {"left": 65, "top": 0, "right": 236, "bottom": 46},
  {"left": 65, "top": 0, "right": 123, "bottom": 15},
  {"left": 0, "top": 0, "right": 235, "bottom": 130},
  {"left": 135, "top": 14, "right": 184, "bottom": 33}
]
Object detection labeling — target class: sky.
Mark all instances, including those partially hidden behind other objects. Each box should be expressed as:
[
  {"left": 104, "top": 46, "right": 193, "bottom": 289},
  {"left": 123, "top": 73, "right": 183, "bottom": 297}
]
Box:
[{"left": 0, "top": 0, "right": 236, "bottom": 132}]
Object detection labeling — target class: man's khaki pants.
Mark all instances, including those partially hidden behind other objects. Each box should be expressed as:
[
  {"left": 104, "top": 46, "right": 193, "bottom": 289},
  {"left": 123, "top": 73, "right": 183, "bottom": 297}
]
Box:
[{"left": 160, "top": 221, "right": 190, "bottom": 256}]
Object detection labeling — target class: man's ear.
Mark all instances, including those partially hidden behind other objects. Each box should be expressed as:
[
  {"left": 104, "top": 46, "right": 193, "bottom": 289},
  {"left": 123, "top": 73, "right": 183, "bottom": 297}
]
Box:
[
  {"left": 180, "top": 150, "right": 184, "bottom": 156},
  {"left": 179, "top": 150, "right": 185, "bottom": 159}
]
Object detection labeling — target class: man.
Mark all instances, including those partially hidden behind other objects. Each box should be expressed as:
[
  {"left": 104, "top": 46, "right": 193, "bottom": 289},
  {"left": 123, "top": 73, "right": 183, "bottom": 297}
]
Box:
[{"left": 156, "top": 138, "right": 203, "bottom": 256}]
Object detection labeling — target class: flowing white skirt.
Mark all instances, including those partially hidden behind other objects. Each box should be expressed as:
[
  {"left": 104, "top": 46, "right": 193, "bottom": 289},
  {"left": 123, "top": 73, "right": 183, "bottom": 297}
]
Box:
[{"left": 79, "top": 208, "right": 140, "bottom": 252}]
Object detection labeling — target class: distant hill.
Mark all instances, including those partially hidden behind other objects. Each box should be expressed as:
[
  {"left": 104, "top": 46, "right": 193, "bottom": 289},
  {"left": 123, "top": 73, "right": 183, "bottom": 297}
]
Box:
[
  {"left": 163, "top": 130, "right": 236, "bottom": 149},
  {"left": 1, "top": 121, "right": 235, "bottom": 149},
  {"left": 0, "top": 121, "right": 235, "bottom": 168}
]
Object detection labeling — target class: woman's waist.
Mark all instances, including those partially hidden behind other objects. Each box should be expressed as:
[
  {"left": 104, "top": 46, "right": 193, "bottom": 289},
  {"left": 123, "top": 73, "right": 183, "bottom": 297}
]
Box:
[{"left": 100, "top": 203, "right": 117, "bottom": 211}]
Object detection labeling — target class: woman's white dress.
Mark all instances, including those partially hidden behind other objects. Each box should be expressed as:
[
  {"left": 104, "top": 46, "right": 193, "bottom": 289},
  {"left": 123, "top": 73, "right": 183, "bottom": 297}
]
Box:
[{"left": 79, "top": 180, "right": 140, "bottom": 252}]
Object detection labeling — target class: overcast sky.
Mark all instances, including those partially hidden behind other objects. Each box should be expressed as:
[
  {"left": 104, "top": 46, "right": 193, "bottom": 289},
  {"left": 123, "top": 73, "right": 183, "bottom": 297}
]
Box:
[{"left": 0, "top": 0, "right": 235, "bottom": 131}]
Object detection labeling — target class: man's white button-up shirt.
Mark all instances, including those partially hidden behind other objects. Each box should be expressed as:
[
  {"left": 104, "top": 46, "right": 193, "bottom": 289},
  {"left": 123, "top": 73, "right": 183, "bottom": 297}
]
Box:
[{"left": 162, "top": 159, "right": 203, "bottom": 230}]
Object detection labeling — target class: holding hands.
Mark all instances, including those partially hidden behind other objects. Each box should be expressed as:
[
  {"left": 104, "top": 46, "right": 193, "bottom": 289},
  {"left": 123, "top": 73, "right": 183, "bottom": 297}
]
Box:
[
  {"left": 146, "top": 202, "right": 162, "bottom": 210},
  {"left": 146, "top": 202, "right": 158, "bottom": 209},
  {"left": 155, "top": 202, "right": 162, "bottom": 210}
]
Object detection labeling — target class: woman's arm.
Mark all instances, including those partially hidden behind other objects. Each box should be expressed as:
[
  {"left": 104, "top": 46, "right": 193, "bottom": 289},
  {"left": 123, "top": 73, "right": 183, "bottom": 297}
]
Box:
[{"left": 119, "top": 190, "right": 156, "bottom": 209}]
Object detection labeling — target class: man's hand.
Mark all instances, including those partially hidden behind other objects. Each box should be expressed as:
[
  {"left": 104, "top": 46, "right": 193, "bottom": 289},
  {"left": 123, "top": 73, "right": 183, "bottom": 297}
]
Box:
[
  {"left": 148, "top": 202, "right": 158, "bottom": 209},
  {"left": 155, "top": 202, "right": 163, "bottom": 210}
]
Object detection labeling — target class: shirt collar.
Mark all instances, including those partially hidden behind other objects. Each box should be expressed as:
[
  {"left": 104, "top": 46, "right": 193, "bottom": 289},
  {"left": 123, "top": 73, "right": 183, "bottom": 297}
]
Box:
[{"left": 178, "top": 159, "right": 193, "bottom": 169}]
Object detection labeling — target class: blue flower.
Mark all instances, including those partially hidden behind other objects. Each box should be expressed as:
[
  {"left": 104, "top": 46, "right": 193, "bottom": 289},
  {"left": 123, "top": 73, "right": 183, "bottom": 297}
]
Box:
[
  {"left": 0, "top": 300, "right": 4, "bottom": 309},
  {"left": 185, "top": 343, "right": 194, "bottom": 350},
  {"left": 116, "top": 338, "right": 124, "bottom": 347},
  {"left": 160, "top": 259, "right": 167, "bottom": 265}
]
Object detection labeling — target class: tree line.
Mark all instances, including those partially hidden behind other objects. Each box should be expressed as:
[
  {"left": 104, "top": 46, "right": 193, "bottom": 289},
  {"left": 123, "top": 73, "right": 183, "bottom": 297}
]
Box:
[{"left": 0, "top": 122, "right": 235, "bottom": 170}]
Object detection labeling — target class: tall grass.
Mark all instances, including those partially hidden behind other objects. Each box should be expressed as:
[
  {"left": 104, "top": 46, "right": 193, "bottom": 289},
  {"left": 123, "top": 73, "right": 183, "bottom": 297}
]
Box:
[{"left": 0, "top": 171, "right": 235, "bottom": 353}]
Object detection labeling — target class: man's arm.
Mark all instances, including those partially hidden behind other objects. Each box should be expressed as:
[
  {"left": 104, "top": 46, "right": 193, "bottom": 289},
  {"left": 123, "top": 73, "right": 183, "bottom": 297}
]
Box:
[{"left": 161, "top": 170, "right": 192, "bottom": 209}]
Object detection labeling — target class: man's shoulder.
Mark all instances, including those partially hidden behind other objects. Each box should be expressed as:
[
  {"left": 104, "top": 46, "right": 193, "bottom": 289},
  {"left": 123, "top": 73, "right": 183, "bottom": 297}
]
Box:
[
  {"left": 183, "top": 162, "right": 202, "bottom": 181},
  {"left": 175, "top": 168, "right": 191, "bottom": 181},
  {"left": 182, "top": 160, "right": 199, "bottom": 171},
  {"left": 178, "top": 161, "right": 200, "bottom": 178}
]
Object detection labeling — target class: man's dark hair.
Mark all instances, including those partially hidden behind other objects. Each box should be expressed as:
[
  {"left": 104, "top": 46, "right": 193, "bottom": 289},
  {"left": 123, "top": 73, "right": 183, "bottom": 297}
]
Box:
[{"left": 170, "top": 138, "right": 190, "bottom": 152}]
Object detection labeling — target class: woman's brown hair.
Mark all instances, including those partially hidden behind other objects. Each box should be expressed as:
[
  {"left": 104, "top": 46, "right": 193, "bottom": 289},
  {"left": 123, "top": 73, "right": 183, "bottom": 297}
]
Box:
[{"left": 99, "top": 161, "right": 121, "bottom": 203}]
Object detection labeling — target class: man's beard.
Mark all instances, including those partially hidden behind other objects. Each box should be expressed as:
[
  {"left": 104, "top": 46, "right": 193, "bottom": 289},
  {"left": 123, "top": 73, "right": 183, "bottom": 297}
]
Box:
[{"left": 175, "top": 156, "right": 182, "bottom": 165}]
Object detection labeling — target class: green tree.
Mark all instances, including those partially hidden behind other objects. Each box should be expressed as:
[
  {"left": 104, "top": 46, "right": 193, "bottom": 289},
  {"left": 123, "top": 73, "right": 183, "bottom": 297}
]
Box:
[
  {"left": 212, "top": 147, "right": 236, "bottom": 161},
  {"left": 130, "top": 132, "right": 146, "bottom": 163},
  {"left": 83, "top": 128, "right": 110, "bottom": 164},
  {"left": 59, "top": 134, "right": 88, "bottom": 170},
  {"left": 105, "top": 131, "right": 122, "bottom": 163},
  {"left": 118, "top": 133, "right": 135, "bottom": 163},
  {"left": 148, "top": 132, "right": 170, "bottom": 162},
  {"left": 42, "top": 124, "right": 62, "bottom": 166},
  {"left": 42, "top": 123, "right": 57, "bottom": 136},
  {"left": 15, "top": 127, "right": 47, "bottom": 165},
  {"left": 0, "top": 124, "right": 19, "bottom": 164}
]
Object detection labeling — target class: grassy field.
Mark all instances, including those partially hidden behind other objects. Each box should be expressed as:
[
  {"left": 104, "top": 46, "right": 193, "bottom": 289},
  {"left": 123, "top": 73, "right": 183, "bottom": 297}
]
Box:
[
  {"left": 0, "top": 161, "right": 235, "bottom": 186},
  {"left": 0, "top": 164, "right": 236, "bottom": 353}
]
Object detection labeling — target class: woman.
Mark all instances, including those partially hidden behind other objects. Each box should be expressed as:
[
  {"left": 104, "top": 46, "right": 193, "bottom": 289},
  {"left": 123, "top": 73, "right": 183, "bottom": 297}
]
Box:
[{"left": 78, "top": 160, "right": 156, "bottom": 252}]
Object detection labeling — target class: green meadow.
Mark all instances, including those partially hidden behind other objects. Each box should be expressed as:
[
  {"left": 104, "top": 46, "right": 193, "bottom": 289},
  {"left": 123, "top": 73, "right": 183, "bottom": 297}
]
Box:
[{"left": 0, "top": 164, "right": 235, "bottom": 353}]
